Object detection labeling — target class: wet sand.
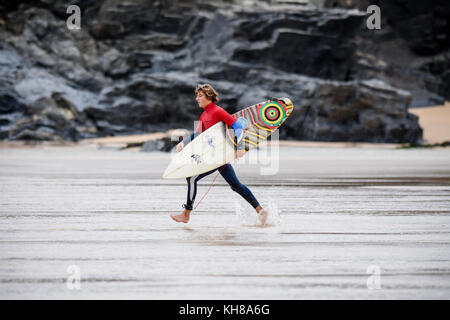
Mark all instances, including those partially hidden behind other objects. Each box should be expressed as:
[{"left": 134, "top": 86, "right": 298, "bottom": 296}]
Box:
[{"left": 1, "top": 143, "right": 450, "bottom": 299}]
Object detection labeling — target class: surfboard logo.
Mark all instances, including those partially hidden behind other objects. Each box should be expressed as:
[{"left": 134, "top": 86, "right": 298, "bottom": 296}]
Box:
[
  {"left": 205, "top": 135, "right": 215, "bottom": 149},
  {"left": 190, "top": 154, "right": 202, "bottom": 164}
]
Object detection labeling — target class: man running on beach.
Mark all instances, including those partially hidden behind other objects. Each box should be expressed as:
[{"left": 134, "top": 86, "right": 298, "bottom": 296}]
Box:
[{"left": 170, "top": 84, "right": 268, "bottom": 226}]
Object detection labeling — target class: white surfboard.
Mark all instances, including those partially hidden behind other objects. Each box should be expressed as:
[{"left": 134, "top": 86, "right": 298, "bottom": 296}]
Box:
[
  {"left": 162, "top": 97, "right": 294, "bottom": 179},
  {"left": 163, "top": 122, "right": 235, "bottom": 179}
]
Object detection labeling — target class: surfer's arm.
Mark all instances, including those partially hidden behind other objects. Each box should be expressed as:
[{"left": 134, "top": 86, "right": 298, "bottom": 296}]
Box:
[
  {"left": 232, "top": 120, "right": 244, "bottom": 150},
  {"left": 215, "top": 108, "right": 244, "bottom": 150},
  {"left": 177, "top": 121, "right": 202, "bottom": 151},
  {"left": 215, "top": 108, "right": 236, "bottom": 127},
  {"left": 181, "top": 131, "right": 199, "bottom": 146},
  {"left": 176, "top": 131, "right": 198, "bottom": 152}
]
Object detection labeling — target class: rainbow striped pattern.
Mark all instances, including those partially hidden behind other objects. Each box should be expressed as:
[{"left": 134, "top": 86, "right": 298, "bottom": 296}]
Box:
[{"left": 225, "top": 97, "right": 294, "bottom": 149}]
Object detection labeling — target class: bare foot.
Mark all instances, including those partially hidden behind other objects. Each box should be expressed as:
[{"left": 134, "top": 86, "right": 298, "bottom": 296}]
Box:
[
  {"left": 170, "top": 210, "right": 190, "bottom": 223},
  {"left": 257, "top": 209, "right": 268, "bottom": 227}
]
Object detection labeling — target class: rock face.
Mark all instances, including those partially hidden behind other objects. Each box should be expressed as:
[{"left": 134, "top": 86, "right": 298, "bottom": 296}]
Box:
[
  {"left": 0, "top": 0, "right": 429, "bottom": 144},
  {"left": 7, "top": 92, "right": 98, "bottom": 141},
  {"left": 289, "top": 79, "right": 422, "bottom": 143},
  {"left": 323, "top": 0, "right": 450, "bottom": 106}
]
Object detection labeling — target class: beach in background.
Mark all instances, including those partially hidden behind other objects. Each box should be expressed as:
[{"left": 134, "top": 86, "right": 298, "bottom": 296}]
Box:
[{"left": 410, "top": 102, "right": 450, "bottom": 144}]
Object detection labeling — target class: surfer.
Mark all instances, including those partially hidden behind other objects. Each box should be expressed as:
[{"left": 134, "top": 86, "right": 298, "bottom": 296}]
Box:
[{"left": 170, "top": 84, "right": 268, "bottom": 226}]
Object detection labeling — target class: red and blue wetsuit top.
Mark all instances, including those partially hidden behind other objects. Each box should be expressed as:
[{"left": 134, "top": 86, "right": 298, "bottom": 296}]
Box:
[
  {"left": 184, "top": 102, "right": 243, "bottom": 149},
  {"left": 195, "top": 102, "right": 236, "bottom": 133}
]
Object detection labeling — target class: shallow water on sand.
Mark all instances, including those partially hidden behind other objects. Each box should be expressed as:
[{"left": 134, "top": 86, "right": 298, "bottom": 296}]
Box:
[{"left": 0, "top": 145, "right": 450, "bottom": 299}]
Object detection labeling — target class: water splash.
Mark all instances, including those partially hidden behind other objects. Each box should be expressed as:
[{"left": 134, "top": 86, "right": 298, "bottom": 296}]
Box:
[
  {"left": 234, "top": 199, "right": 282, "bottom": 227},
  {"left": 234, "top": 201, "right": 255, "bottom": 226},
  {"left": 264, "top": 200, "right": 282, "bottom": 226}
]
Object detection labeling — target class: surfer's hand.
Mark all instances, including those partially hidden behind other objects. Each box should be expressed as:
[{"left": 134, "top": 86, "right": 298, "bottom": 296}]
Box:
[
  {"left": 176, "top": 142, "right": 184, "bottom": 152},
  {"left": 236, "top": 149, "right": 245, "bottom": 158}
]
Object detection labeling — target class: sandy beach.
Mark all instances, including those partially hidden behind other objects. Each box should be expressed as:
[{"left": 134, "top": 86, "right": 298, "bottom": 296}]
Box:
[
  {"left": 410, "top": 102, "right": 450, "bottom": 144},
  {"left": 1, "top": 141, "right": 449, "bottom": 299}
]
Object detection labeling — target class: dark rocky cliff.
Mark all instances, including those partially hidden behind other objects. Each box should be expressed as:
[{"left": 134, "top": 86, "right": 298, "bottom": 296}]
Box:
[
  {"left": 1, "top": 0, "right": 441, "bottom": 144},
  {"left": 324, "top": 0, "right": 450, "bottom": 107}
]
